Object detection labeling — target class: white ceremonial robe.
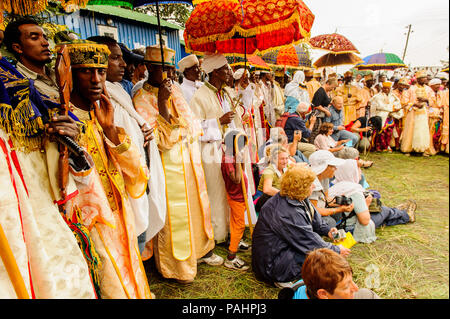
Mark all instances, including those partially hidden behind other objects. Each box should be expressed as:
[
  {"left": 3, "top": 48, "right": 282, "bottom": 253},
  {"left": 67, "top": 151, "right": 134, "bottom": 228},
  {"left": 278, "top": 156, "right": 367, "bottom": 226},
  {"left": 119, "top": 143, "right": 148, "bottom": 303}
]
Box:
[
  {"left": 106, "top": 81, "right": 166, "bottom": 241},
  {"left": 180, "top": 78, "right": 203, "bottom": 104}
]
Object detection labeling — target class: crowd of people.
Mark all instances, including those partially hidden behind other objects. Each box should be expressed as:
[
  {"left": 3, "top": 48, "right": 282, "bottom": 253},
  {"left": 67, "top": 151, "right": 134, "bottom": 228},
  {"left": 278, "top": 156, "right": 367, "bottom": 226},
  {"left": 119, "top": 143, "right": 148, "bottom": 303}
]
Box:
[{"left": 0, "top": 17, "right": 447, "bottom": 299}]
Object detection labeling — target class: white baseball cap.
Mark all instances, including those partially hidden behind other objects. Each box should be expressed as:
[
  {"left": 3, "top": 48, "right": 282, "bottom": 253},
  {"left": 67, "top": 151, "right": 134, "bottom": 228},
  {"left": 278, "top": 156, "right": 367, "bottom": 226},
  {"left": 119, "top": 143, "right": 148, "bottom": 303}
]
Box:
[{"left": 309, "top": 150, "right": 346, "bottom": 175}]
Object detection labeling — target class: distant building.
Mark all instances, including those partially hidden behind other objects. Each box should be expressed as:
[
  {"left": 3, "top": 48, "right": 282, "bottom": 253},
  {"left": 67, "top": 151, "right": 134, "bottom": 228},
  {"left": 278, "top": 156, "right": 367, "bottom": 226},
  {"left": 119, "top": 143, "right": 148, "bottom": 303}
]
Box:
[{"left": 44, "top": 5, "right": 188, "bottom": 65}]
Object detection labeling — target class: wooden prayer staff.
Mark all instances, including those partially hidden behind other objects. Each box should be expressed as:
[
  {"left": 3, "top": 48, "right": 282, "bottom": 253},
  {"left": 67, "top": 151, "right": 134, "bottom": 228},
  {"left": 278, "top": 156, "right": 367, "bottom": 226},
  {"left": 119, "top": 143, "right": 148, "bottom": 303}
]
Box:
[
  {"left": 234, "top": 132, "right": 253, "bottom": 236},
  {"left": 55, "top": 45, "right": 72, "bottom": 207},
  {"left": 0, "top": 224, "right": 30, "bottom": 299}
]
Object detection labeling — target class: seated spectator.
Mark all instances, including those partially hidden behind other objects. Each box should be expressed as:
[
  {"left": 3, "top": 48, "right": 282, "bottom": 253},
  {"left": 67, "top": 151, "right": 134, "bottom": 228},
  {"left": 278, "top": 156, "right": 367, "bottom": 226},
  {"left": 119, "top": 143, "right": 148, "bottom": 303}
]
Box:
[
  {"left": 252, "top": 164, "right": 350, "bottom": 288},
  {"left": 329, "top": 159, "right": 417, "bottom": 243},
  {"left": 254, "top": 146, "right": 290, "bottom": 212},
  {"left": 350, "top": 115, "right": 375, "bottom": 153},
  {"left": 325, "top": 96, "right": 360, "bottom": 147},
  {"left": 308, "top": 150, "right": 355, "bottom": 229},
  {"left": 314, "top": 122, "right": 359, "bottom": 159},
  {"left": 283, "top": 96, "right": 317, "bottom": 159},
  {"left": 279, "top": 248, "right": 381, "bottom": 299},
  {"left": 269, "top": 127, "right": 309, "bottom": 163}
]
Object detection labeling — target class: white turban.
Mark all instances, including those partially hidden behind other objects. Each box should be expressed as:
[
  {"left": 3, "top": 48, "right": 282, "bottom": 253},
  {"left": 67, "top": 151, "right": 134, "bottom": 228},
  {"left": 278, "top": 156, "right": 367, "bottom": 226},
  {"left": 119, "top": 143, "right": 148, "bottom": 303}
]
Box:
[
  {"left": 429, "top": 78, "right": 442, "bottom": 86},
  {"left": 233, "top": 68, "right": 249, "bottom": 80},
  {"left": 201, "top": 53, "right": 228, "bottom": 74},
  {"left": 178, "top": 54, "right": 199, "bottom": 73}
]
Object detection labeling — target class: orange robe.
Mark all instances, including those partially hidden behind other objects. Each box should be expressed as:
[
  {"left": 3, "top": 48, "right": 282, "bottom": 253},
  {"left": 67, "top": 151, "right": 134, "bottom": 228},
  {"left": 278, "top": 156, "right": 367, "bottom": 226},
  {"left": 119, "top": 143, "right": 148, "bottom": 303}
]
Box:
[
  {"left": 67, "top": 109, "right": 151, "bottom": 299},
  {"left": 335, "top": 84, "right": 363, "bottom": 125},
  {"left": 306, "top": 79, "right": 321, "bottom": 103}
]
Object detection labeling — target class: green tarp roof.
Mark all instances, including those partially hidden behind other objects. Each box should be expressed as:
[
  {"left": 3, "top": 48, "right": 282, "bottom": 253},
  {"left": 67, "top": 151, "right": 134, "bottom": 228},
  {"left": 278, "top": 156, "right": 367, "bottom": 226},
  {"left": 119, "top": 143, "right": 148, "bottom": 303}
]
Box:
[{"left": 83, "top": 5, "right": 183, "bottom": 30}]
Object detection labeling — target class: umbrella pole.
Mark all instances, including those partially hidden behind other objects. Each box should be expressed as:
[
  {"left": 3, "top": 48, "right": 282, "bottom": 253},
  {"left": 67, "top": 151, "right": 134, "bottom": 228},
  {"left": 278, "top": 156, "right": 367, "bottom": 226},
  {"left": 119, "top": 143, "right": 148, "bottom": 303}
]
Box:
[{"left": 155, "top": 1, "right": 166, "bottom": 77}]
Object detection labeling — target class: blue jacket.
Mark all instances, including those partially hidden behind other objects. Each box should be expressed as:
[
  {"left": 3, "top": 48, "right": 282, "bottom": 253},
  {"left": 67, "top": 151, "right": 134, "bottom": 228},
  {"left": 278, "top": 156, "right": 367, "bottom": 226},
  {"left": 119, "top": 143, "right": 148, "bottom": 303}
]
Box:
[
  {"left": 325, "top": 106, "right": 344, "bottom": 132},
  {"left": 284, "top": 114, "right": 311, "bottom": 143},
  {"left": 252, "top": 193, "right": 340, "bottom": 283}
]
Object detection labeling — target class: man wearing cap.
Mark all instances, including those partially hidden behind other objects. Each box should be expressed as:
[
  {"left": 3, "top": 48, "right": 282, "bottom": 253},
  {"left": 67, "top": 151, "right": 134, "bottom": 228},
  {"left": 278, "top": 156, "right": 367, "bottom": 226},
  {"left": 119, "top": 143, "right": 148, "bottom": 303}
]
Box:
[
  {"left": 233, "top": 68, "right": 258, "bottom": 164},
  {"left": 335, "top": 71, "right": 363, "bottom": 126},
  {"left": 249, "top": 70, "right": 268, "bottom": 150},
  {"left": 133, "top": 45, "right": 219, "bottom": 283},
  {"left": 260, "top": 70, "right": 285, "bottom": 127},
  {"left": 400, "top": 70, "right": 435, "bottom": 156},
  {"left": 178, "top": 54, "right": 203, "bottom": 104},
  {"left": 117, "top": 42, "right": 144, "bottom": 97},
  {"left": 369, "top": 82, "right": 403, "bottom": 151},
  {"left": 360, "top": 73, "right": 376, "bottom": 117},
  {"left": 88, "top": 36, "right": 164, "bottom": 257},
  {"left": 428, "top": 78, "right": 445, "bottom": 154},
  {"left": 63, "top": 40, "right": 152, "bottom": 299},
  {"left": 1, "top": 18, "right": 97, "bottom": 299},
  {"left": 190, "top": 53, "right": 242, "bottom": 244},
  {"left": 392, "top": 77, "right": 411, "bottom": 131},
  {"left": 305, "top": 69, "right": 321, "bottom": 104}
]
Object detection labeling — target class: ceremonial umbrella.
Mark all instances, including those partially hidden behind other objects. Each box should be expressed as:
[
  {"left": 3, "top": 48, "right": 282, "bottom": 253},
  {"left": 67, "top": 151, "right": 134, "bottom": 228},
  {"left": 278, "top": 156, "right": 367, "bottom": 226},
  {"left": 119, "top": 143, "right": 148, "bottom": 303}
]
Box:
[
  {"left": 355, "top": 52, "right": 407, "bottom": 71},
  {"left": 441, "top": 67, "right": 449, "bottom": 73},
  {"left": 309, "top": 33, "right": 360, "bottom": 54},
  {"left": 184, "top": 0, "right": 315, "bottom": 56},
  {"left": 313, "top": 52, "right": 363, "bottom": 69},
  {"left": 261, "top": 44, "right": 312, "bottom": 70}
]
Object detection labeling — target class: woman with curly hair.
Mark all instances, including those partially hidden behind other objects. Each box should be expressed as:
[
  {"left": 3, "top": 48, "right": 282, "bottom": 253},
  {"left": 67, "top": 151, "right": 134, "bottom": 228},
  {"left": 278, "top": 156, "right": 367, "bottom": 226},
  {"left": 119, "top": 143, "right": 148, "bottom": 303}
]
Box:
[{"left": 251, "top": 164, "right": 350, "bottom": 288}]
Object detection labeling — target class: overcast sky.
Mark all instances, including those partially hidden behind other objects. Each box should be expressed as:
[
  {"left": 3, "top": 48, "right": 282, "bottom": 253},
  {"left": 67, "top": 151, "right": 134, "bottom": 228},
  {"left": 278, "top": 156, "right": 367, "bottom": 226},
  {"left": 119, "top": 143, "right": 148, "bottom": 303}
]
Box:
[{"left": 305, "top": 0, "right": 449, "bottom": 70}]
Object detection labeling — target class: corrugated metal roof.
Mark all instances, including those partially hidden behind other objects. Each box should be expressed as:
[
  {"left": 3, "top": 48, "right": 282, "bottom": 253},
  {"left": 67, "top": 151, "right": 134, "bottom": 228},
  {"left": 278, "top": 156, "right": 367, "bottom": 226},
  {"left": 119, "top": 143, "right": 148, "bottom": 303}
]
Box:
[{"left": 83, "top": 5, "right": 183, "bottom": 30}]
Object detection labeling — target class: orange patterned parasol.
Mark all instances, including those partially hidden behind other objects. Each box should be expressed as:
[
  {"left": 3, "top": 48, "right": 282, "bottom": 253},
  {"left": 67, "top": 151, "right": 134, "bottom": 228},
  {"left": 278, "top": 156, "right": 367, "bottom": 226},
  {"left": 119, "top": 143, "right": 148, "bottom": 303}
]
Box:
[{"left": 184, "top": 0, "right": 315, "bottom": 55}]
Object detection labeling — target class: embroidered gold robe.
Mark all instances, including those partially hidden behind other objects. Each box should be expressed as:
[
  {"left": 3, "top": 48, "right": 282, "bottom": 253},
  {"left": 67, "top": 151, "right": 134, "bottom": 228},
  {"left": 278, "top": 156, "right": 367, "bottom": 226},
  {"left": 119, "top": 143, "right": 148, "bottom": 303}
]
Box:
[
  {"left": 133, "top": 83, "right": 214, "bottom": 281},
  {"left": 67, "top": 108, "right": 151, "bottom": 299}
]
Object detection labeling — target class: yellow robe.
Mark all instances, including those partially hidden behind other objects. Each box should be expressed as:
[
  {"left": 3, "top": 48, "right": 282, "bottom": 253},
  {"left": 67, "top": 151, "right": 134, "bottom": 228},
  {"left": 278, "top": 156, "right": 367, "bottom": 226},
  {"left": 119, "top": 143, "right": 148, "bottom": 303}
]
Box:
[
  {"left": 335, "top": 85, "right": 363, "bottom": 125},
  {"left": 306, "top": 79, "right": 321, "bottom": 103},
  {"left": 67, "top": 109, "right": 151, "bottom": 299},
  {"left": 400, "top": 84, "right": 434, "bottom": 154},
  {"left": 133, "top": 83, "right": 214, "bottom": 281},
  {"left": 439, "top": 89, "right": 449, "bottom": 153}
]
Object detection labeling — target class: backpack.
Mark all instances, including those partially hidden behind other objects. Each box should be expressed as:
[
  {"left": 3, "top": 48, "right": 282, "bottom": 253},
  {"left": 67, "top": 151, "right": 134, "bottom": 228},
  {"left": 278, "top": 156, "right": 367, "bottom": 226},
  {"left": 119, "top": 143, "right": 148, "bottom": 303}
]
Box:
[{"left": 275, "top": 112, "right": 299, "bottom": 129}]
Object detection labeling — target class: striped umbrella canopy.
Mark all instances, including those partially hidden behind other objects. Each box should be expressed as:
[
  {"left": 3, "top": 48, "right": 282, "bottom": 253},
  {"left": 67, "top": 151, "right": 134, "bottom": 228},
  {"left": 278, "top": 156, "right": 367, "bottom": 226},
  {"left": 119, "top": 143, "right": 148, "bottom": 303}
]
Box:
[
  {"left": 227, "top": 55, "right": 271, "bottom": 71},
  {"left": 355, "top": 53, "right": 407, "bottom": 71},
  {"left": 261, "top": 44, "right": 312, "bottom": 69},
  {"left": 442, "top": 67, "right": 449, "bottom": 73}
]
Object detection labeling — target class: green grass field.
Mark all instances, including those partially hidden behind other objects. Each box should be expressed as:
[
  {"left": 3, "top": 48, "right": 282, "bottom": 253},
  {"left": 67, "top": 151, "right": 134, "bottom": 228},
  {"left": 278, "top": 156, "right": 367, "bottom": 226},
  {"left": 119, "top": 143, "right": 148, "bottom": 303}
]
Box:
[{"left": 144, "top": 152, "right": 449, "bottom": 299}]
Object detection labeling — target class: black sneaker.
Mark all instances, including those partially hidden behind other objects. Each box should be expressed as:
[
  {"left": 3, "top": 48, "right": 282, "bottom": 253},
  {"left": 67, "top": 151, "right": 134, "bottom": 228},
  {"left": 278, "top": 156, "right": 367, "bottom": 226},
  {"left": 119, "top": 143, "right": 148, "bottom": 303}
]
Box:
[
  {"left": 224, "top": 256, "right": 249, "bottom": 271},
  {"left": 238, "top": 240, "right": 251, "bottom": 252}
]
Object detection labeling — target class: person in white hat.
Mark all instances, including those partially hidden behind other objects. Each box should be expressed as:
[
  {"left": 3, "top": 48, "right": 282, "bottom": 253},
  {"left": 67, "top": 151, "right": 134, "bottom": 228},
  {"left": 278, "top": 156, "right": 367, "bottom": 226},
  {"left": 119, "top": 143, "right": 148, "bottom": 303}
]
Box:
[
  {"left": 190, "top": 53, "right": 240, "bottom": 243},
  {"left": 308, "top": 150, "right": 354, "bottom": 230},
  {"left": 178, "top": 54, "right": 203, "bottom": 103}
]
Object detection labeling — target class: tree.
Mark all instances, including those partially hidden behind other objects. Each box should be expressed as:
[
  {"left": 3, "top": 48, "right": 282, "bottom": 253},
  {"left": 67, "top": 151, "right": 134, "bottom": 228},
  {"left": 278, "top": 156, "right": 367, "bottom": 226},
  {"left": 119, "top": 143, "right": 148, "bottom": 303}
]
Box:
[{"left": 136, "top": 4, "right": 192, "bottom": 28}]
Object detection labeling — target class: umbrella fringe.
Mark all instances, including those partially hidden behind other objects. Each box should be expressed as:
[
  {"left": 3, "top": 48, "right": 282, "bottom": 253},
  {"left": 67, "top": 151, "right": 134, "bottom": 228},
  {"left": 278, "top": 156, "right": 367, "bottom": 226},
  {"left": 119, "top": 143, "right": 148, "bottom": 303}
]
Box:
[
  {"left": 0, "top": 0, "right": 89, "bottom": 16},
  {"left": 186, "top": 10, "right": 311, "bottom": 47}
]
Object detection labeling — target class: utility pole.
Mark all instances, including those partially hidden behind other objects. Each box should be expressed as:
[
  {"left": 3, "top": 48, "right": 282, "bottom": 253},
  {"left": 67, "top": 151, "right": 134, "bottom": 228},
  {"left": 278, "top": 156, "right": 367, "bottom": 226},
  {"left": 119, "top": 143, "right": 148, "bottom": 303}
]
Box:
[{"left": 402, "top": 24, "right": 412, "bottom": 61}]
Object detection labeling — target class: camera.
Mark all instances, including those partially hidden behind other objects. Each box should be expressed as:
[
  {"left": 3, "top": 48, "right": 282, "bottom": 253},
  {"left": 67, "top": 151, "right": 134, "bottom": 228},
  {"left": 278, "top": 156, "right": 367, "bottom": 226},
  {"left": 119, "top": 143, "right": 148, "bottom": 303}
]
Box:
[
  {"left": 334, "top": 195, "right": 353, "bottom": 206},
  {"left": 332, "top": 229, "right": 347, "bottom": 241}
]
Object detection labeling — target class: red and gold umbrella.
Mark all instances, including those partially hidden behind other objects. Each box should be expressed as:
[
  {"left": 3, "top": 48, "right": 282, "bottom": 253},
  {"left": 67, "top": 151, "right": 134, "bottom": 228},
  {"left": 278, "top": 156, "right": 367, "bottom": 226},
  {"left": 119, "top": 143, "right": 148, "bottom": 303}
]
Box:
[
  {"left": 310, "top": 33, "right": 360, "bottom": 54},
  {"left": 184, "top": 0, "right": 315, "bottom": 55}
]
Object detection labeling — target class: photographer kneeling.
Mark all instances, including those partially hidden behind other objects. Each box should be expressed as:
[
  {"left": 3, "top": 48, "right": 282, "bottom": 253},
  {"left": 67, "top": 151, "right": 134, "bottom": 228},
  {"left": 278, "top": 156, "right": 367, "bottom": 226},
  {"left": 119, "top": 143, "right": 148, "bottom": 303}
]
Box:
[
  {"left": 330, "top": 159, "right": 417, "bottom": 240},
  {"left": 308, "top": 150, "right": 356, "bottom": 229},
  {"left": 252, "top": 164, "right": 350, "bottom": 288}
]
